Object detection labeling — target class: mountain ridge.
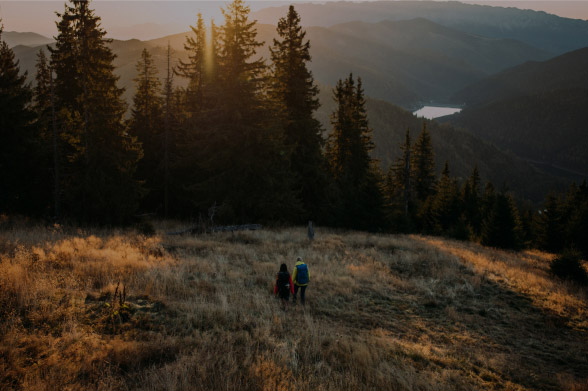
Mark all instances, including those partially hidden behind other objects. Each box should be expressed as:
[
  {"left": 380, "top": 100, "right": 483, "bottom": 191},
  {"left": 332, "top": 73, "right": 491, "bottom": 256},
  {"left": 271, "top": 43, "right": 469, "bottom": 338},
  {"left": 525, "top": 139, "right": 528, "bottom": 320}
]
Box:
[
  {"left": 444, "top": 47, "right": 588, "bottom": 177},
  {"left": 252, "top": 1, "right": 588, "bottom": 54},
  {"left": 1, "top": 31, "right": 53, "bottom": 48}
]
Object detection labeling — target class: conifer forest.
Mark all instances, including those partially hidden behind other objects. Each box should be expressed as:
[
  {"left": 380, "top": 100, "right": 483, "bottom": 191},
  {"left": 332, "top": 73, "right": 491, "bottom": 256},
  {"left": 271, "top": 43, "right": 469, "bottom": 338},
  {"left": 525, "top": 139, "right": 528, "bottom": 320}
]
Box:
[
  {"left": 1, "top": 1, "right": 587, "bottom": 389},
  {"left": 2, "top": 0, "right": 586, "bottom": 255}
]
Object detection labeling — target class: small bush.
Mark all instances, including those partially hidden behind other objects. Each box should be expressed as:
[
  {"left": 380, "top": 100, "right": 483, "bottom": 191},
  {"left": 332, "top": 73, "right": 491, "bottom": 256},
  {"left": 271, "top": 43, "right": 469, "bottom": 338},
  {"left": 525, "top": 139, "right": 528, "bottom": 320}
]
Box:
[{"left": 550, "top": 249, "right": 588, "bottom": 285}]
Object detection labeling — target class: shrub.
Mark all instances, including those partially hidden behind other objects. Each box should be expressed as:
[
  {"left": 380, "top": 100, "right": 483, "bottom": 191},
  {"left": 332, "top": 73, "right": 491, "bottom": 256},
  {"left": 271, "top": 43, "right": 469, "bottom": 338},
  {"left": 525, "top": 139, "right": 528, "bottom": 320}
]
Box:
[{"left": 550, "top": 249, "right": 588, "bottom": 285}]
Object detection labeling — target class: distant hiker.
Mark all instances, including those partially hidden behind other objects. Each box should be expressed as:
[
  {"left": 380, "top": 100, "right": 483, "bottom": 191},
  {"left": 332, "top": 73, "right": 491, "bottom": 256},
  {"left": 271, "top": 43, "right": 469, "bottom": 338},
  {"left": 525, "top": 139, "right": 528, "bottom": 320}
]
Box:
[
  {"left": 307, "top": 220, "right": 315, "bottom": 240},
  {"left": 274, "top": 263, "right": 294, "bottom": 310},
  {"left": 292, "top": 257, "right": 310, "bottom": 305}
]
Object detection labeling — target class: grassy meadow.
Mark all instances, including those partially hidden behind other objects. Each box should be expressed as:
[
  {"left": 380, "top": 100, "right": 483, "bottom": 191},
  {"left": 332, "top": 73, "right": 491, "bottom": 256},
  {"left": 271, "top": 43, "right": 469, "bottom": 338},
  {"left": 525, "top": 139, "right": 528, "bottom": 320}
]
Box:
[{"left": 1, "top": 221, "right": 587, "bottom": 390}]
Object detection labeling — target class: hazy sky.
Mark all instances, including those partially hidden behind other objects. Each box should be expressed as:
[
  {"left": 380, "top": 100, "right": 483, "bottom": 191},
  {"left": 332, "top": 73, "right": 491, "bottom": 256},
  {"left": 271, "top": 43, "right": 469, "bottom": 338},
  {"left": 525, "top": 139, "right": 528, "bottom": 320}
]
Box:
[{"left": 1, "top": 1, "right": 588, "bottom": 40}]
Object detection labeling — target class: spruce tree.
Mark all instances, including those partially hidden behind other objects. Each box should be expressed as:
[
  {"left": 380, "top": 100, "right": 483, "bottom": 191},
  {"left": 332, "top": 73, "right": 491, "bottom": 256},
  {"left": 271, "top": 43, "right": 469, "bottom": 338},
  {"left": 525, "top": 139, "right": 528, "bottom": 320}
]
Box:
[
  {"left": 412, "top": 122, "right": 436, "bottom": 202},
  {"left": 566, "top": 181, "right": 588, "bottom": 257},
  {"left": 49, "top": 1, "right": 142, "bottom": 224},
  {"left": 176, "top": 12, "right": 206, "bottom": 115},
  {"left": 534, "top": 193, "right": 564, "bottom": 253},
  {"left": 270, "top": 5, "right": 328, "bottom": 222},
  {"left": 327, "top": 74, "right": 384, "bottom": 230},
  {"left": 430, "top": 162, "right": 461, "bottom": 235},
  {"left": 327, "top": 75, "right": 374, "bottom": 183},
  {"left": 129, "top": 48, "right": 164, "bottom": 213},
  {"left": 462, "top": 166, "right": 482, "bottom": 235},
  {"left": 481, "top": 181, "right": 496, "bottom": 221},
  {"left": 0, "top": 25, "right": 38, "bottom": 214},
  {"left": 33, "top": 48, "right": 57, "bottom": 216},
  {"left": 481, "top": 192, "right": 522, "bottom": 250},
  {"left": 388, "top": 129, "right": 411, "bottom": 215},
  {"left": 384, "top": 129, "right": 413, "bottom": 231},
  {"left": 185, "top": 0, "right": 299, "bottom": 222},
  {"left": 33, "top": 49, "right": 51, "bottom": 132}
]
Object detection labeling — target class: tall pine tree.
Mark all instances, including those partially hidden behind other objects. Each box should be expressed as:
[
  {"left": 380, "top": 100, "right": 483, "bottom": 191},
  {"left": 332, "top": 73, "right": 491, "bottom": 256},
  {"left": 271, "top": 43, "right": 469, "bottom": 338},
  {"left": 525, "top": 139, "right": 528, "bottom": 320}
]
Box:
[
  {"left": 481, "top": 191, "right": 522, "bottom": 250},
  {"left": 32, "top": 48, "right": 57, "bottom": 216},
  {"left": 327, "top": 74, "right": 384, "bottom": 230},
  {"left": 129, "top": 48, "right": 164, "bottom": 214},
  {"left": 185, "top": 0, "right": 299, "bottom": 222},
  {"left": 387, "top": 129, "right": 411, "bottom": 215},
  {"left": 270, "top": 5, "right": 329, "bottom": 222},
  {"left": 176, "top": 13, "right": 206, "bottom": 116},
  {"left": 49, "top": 0, "right": 142, "bottom": 224},
  {"left": 412, "top": 122, "right": 436, "bottom": 202},
  {"left": 0, "top": 25, "right": 39, "bottom": 214},
  {"left": 429, "top": 162, "right": 461, "bottom": 235},
  {"left": 534, "top": 193, "right": 564, "bottom": 253},
  {"left": 462, "top": 166, "right": 482, "bottom": 235}
]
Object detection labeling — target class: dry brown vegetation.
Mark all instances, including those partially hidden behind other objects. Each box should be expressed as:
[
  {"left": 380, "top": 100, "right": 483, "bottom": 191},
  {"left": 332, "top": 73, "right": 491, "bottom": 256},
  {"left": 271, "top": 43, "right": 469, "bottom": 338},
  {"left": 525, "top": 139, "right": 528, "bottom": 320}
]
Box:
[{"left": 1, "top": 221, "right": 587, "bottom": 390}]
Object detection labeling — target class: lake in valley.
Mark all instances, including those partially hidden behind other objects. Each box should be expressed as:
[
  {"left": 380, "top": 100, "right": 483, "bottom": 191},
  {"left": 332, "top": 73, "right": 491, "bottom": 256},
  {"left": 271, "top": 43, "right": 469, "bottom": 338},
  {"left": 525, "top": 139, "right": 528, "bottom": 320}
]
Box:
[{"left": 413, "top": 106, "right": 461, "bottom": 119}]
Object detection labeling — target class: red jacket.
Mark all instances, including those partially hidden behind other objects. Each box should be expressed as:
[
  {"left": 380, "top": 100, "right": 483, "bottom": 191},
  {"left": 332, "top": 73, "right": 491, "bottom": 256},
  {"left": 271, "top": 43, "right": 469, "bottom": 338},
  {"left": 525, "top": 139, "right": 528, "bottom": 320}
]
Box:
[{"left": 274, "top": 273, "right": 294, "bottom": 295}]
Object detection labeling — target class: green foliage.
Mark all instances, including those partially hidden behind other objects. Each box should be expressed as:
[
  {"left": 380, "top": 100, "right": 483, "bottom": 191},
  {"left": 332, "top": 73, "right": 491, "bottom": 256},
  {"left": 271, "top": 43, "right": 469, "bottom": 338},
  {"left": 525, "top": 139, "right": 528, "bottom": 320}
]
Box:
[
  {"left": 429, "top": 162, "right": 462, "bottom": 236},
  {"left": 49, "top": 0, "right": 143, "bottom": 224},
  {"left": 481, "top": 192, "right": 522, "bottom": 250},
  {"left": 178, "top": 0, "right": 301, "bottom": 223},
  {"left": 129, "top": 48, "right": 165, "bottom": 214},
  {"left": 550, "top": 249, "right": 588, "bottom": 286},
  {"left": 534, "top": 193, "right": 564, "bottom": 253},
  {"left": 386, "top": 129, "right": 412, "bottom": 225},
  {"left": 462, "top": 166, "right": 481, "bottom": 236},
  {"left": 270, "top": 5, "right": 331, "bottom": 222},
  {"left": 534, "top": 180, "right": 588, "bottom": 257},
  {"left": 0, "top": 26, "right": 42, "bottom": 214},
  {"left": 412, "top": 122, "right": 436, "bottom": 202},
  {"left": 176, "top": 13, "right": 206, "bottom": 116},
  {"left": 327, "top": 74, "right": 384, "bottom": 230}
]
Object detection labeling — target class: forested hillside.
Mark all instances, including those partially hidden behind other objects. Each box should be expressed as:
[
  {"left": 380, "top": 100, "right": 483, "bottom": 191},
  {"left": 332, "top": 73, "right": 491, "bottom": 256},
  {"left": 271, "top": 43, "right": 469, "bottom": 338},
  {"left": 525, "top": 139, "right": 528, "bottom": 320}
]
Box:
[
  {"left": 314, "top": 89, "right": 566, "bottom": 201},
  {"left": 446, "top": 48, "right": 588, "bottom": 177}
]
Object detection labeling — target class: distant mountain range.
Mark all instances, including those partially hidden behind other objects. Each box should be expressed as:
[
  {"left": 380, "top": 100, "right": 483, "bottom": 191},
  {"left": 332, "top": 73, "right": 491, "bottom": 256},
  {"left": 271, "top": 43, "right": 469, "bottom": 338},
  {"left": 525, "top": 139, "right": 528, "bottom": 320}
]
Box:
[
  {"left": 453, "top": 47, "right": 588, "bottom": 106},
  {"left": 445, "top": 47, "right": 588, "bottom": 178},
  {"left": 252, "top": 1, "right": 588, "bottom": 55},
  {"left": 1, "top": 31, "right": 54, "bottom": 48},
  {"left": 9, "top": 17, "right": 550, "bottom": 109}
]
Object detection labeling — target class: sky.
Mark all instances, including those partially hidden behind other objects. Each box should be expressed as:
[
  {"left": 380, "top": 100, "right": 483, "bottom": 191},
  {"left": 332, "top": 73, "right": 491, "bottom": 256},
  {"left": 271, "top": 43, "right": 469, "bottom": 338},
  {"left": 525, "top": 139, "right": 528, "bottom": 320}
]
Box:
[{"left": 1, "top": 1, "right": 588, "bottom": 40}]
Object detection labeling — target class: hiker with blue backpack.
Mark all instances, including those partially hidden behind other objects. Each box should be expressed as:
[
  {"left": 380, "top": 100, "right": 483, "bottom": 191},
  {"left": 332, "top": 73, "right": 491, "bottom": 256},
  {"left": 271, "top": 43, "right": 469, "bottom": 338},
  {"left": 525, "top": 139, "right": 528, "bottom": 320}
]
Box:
[{"left": 292, "top": 257, "right": 310, "bottom": 305}]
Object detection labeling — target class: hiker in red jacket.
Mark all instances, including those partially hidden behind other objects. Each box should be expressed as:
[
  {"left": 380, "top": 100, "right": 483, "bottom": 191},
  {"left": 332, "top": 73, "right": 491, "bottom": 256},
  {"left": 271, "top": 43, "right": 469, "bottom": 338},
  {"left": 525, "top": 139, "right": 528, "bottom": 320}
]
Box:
[{"left": 274, "top": 263, "right": 295, "bottom": 310}]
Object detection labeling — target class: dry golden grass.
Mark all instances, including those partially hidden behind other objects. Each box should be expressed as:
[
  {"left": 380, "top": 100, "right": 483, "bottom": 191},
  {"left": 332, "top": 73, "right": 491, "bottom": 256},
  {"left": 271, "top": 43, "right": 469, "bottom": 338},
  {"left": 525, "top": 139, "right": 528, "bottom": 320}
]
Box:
[{"left": 1, "top": 222, "right": 587, "bottom": 390}]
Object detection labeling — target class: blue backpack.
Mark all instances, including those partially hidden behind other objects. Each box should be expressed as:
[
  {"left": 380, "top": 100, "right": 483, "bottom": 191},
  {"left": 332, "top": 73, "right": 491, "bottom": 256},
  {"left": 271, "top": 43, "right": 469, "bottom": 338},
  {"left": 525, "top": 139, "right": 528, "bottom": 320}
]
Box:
[{"left": 296, "top": 264, "right": 309, "bottom": 284}]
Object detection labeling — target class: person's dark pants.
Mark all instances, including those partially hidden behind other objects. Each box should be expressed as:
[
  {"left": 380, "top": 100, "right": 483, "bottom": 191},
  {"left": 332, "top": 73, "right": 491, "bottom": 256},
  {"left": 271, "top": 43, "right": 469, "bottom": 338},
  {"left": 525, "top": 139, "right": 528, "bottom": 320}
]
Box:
[{"left": 293, "top": 285, "right": 307, "bottom": 305}]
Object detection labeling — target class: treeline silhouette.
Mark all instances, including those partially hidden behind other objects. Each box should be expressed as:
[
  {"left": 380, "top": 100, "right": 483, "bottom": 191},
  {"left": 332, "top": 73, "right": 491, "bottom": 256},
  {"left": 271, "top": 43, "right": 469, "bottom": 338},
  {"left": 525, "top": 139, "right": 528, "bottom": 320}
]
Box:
[{"left": 0, "top": 0, "right": 586, "bottom": 256}]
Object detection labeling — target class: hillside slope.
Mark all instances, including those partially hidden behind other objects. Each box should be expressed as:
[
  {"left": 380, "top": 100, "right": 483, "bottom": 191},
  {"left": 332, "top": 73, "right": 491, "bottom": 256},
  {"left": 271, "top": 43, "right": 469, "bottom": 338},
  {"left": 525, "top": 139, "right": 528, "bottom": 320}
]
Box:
[
  {"left": 446, "top": 48, "right": 588, "bottom": 177},
  {"left": 252, "top": 1, "right": 588, "bottom": 54},
  {"left": 1, "top": 225, "right": 586, "bottom": 390},
  {"left": 453, "top": 47, "right": 588, "bottom": 106},
  {"left": 315, "top": 88, "right": 567, "bottom": 201}
]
